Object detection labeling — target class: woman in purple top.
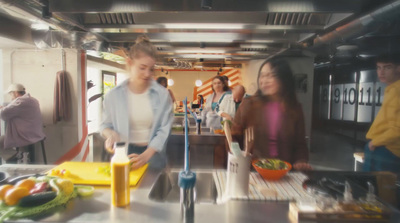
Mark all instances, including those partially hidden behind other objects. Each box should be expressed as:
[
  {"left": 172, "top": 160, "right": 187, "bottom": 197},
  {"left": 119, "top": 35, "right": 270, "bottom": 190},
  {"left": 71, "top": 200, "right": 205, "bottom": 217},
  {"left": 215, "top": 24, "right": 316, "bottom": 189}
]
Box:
[{"left": 232, "top": 58, "right": 311, "bottom": 170}]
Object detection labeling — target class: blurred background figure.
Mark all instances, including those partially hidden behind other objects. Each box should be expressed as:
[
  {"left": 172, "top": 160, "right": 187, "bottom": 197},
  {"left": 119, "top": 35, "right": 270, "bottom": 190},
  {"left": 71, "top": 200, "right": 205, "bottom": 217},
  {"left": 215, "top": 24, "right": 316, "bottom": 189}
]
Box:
[
  {"left": 202, "top": 76, "right": 229, "bottom": 129},
  {"left": 100, "top": 35, "right": 173, "bottom": 169},
  {"left": 192, "top": 94, "right": 204, "bottom": 110},
  {"left": 218, "top": 85, "right": 247, "bottom": 121},
  {"left": 0, "top": 83, "right": 46, "bottom": 162},
  {"left": 363, "top": 54, "right": 400, "bottom": 173},
  {"left": 221, "top": 75, "right": 231, "bottom": 92},
  {"left": 157, "top": 76, "right": 176, "bottom": 105},
  {"left": 232, "top": 57, "right": 311, "bottom": 170}
]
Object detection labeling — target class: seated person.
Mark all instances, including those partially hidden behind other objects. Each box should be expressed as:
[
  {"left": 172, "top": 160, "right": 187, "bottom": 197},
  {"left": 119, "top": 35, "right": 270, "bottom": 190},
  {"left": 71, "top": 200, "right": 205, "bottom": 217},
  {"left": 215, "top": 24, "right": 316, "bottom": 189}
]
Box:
[
  {"left": 231, "top": 58, "right": 311, "bottom": 170},
  {"left": 217, "top": 85, "right": 247, "bottom": 121},
  {"left": 0, "top": 83, "right": 46, "bottom": 162}
]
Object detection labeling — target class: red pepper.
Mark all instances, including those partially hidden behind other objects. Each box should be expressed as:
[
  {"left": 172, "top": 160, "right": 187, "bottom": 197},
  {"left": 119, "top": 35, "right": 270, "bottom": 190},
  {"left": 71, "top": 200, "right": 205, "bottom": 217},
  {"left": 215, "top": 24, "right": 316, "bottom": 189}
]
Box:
[{"left": 29, "top": 182, "right": 48, "bottom": 194}]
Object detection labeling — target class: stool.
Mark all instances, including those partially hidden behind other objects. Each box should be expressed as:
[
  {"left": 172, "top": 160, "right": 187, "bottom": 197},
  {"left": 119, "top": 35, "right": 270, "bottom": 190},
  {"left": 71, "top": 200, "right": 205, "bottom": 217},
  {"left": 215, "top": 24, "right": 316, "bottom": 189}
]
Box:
[
  {"left": 353, "top": 152, "right": 364, "bottom": 171},
  {"left": 16, "top": 139, "right": 47, "bottom": 164}
]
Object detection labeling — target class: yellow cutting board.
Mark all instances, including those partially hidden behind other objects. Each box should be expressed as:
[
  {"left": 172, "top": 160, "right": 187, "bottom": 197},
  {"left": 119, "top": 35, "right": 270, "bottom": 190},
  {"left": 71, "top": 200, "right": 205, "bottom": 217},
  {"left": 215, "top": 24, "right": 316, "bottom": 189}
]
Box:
[{"left": 48, "top": 161, "right": 148, "bottom": 186}]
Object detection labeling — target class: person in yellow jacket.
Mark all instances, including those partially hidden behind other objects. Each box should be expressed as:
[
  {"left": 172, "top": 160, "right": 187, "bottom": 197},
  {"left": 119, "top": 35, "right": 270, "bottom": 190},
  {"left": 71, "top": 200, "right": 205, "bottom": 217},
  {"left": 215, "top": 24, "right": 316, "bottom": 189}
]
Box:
[{"left": 364, "top": 54, "right": 400, "bottom": 172}]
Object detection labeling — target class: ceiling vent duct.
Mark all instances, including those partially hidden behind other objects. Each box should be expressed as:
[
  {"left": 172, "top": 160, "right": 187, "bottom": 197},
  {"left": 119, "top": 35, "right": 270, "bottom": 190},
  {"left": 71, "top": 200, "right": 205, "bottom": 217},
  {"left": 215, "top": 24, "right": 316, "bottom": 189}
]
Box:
[
  {"left": 313, "top": 1, "right": 400, "bottom": 46},
  {"left": 32, "top": 29, "right": 69, "bottom": 49},
  {"left": 240, "top": 44, "right": 268, "bottom": 51},
  {"left": 32, "top": 29, "right": 109, "bottom": 51},
  {"left": 174, "top": 60, "right": 192, "bottom": 69}
]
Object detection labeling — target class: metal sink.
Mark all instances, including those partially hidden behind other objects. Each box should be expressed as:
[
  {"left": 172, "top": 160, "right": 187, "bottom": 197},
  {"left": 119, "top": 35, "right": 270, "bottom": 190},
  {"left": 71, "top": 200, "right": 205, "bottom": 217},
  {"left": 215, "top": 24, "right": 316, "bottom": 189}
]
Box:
[
  {"left": 149, "top": 170, "right": 217, "bottom": 204},
  {"left": 171, "top": 126, "right": 211, "bottom": 133},
  {"left": 188, "top": 127, "right": 211, "bottom": 133}
]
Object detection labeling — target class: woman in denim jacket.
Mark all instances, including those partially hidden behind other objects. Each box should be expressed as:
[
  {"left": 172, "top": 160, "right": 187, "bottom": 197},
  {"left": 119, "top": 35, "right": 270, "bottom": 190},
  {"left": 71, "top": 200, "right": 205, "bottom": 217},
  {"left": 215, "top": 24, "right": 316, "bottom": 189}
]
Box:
[{"left": 100, "top": 35, "right": 173, "bottom": 169}]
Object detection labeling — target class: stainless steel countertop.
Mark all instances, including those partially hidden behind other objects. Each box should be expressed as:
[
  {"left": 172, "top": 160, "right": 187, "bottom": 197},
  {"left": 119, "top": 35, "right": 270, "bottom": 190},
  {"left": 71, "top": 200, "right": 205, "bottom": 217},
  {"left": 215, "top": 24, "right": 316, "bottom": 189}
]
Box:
[
  {"left": 0, "top": 165, "right": 293, "bottom": 223},
  {"left": 1, "top": 165, "right": 399, "bottom": 223}
]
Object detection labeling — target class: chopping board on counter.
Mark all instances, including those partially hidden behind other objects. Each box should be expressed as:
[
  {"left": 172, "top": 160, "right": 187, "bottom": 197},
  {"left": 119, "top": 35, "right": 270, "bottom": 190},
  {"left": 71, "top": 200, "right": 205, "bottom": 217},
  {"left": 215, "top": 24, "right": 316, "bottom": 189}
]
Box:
[{"left": 48, "top": 162, "right": 148, "bottom": 186}]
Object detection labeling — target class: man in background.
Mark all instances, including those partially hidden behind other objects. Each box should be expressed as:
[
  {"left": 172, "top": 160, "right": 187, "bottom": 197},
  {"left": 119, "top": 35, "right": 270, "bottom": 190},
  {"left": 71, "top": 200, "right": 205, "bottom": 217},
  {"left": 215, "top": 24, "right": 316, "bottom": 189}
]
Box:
[
  {"left": 364, "top": 54, "right": 400, "bottom": 173},
  {"left": 0, "top": 83, "right": 45, "bottom": 162},
  {"left": 156, "top": 76, "right": 176, "bottom": 104}
]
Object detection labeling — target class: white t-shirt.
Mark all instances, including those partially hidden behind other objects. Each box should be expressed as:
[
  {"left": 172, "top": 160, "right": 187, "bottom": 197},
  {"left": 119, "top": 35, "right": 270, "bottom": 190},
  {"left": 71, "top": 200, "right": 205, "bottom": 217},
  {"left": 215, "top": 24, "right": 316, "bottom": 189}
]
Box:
[{"left": 128, "top": 89, "right": 153, "bottom": 144}]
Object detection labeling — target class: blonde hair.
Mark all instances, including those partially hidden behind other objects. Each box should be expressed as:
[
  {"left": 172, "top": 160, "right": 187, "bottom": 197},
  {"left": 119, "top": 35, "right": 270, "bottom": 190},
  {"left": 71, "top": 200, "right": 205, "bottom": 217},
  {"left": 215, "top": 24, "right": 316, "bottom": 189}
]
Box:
[{"left": 128, "top": 35, "right": 157, "bottom": 59}]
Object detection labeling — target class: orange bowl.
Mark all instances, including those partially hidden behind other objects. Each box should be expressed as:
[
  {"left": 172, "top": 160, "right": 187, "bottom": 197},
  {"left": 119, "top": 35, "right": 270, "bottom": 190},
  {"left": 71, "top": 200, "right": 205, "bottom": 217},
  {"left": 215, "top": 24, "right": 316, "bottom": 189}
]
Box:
[
  {"left": 252, "top": 159, "right": 292, "bottom": 181},
  {"left": 213, "top": 129, "right": 225, "bottom": 134}
]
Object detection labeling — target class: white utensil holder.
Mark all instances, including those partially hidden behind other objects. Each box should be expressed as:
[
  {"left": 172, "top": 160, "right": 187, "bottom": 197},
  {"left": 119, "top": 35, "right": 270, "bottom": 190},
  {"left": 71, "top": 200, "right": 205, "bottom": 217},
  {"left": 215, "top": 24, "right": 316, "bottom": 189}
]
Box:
[{"left": 225, "top": 151, "right": 251, "bottom": 198}]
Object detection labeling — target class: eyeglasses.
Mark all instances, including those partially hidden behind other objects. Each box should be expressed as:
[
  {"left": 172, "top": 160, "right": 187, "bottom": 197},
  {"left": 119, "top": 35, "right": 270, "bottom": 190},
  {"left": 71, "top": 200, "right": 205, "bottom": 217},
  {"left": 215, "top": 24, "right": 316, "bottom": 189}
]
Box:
[{"left": 259, "top": 72, "right": 277, "bottom": 79}]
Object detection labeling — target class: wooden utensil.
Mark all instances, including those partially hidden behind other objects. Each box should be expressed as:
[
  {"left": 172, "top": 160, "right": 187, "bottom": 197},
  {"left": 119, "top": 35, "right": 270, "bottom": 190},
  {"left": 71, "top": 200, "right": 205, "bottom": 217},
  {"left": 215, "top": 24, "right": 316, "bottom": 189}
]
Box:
[
  {"left": 224, "top": 121, "right": 233, "bottom": 153},
  {"left": 244, "top": 126, "right": 254, "bottom": 157}
]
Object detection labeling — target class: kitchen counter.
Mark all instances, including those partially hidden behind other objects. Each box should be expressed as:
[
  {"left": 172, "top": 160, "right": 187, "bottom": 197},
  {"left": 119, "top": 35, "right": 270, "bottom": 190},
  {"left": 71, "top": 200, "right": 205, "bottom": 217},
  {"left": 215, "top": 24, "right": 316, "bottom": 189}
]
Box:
[
  {"left": 0, "top": 165, "right": 291, "bottom": 223},
  {"left": 1, "top": 164, "right": 399, "bottom": 223}
]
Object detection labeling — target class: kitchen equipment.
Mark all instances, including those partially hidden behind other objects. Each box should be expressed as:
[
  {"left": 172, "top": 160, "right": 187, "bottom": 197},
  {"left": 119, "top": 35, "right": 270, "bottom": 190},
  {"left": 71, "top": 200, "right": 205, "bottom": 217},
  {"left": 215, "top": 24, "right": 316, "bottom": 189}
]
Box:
[
  {"left": 225, "top": 151, "right": 251, "bottom": 198},
  {"left": 244, "top": 127, "right": 253, "bottom": 156},
  {"left": 223, "top": 121, "right": 233, "bottom": 153},
  {"left": 178, "top": 97, "right": 196, "bottom": 221},
  {"left": 48, "top": 161, "right": 148, "bottom": 186},
  {"left": 252, "top": 159, "right": 291, "bottom": 181},
  {"left": 230, "top": 142, "right": 242, "bottom": 157}
]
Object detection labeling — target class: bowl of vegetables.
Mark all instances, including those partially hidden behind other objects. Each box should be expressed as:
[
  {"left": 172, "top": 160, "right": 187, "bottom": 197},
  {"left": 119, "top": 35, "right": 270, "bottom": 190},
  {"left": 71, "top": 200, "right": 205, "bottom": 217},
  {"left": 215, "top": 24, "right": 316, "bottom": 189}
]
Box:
[{"left": 252, "top": 159, "right": 292, "bottom": 181}]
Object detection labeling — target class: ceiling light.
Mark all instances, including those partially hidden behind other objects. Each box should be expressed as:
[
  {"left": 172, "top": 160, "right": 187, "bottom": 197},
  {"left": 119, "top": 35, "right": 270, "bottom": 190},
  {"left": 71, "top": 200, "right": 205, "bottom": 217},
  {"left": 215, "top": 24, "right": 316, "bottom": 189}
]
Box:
[
  {"left": 168, "top": 79, "right": 174, "bottom": 86},
  {"left": 167, "top": 55, "right": 228, "bottom": 59},
  {"left": 240, "top": 44, "right": 268, "bottom": 49},
  {"left": 267, "top": 1, "right": 314, "bottom": 12},
  {"left": 195, "top": 80, "right": 203, "bottom": 87},
  {"left": 175, "top": 49, "right": 225, "bottom": 54},
  {"left": 31, "top": 23, "right": 50, "bottom": 30},
  {"left": 164, "top": 23, "right": 244, "bottom": 30}
]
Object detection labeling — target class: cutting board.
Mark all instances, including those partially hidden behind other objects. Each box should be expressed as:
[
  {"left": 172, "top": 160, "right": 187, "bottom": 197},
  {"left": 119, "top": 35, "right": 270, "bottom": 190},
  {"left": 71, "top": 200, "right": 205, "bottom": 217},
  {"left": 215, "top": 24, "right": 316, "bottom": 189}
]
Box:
[{"left": 48, "top": 162, "right": 148, "bottom": 186}]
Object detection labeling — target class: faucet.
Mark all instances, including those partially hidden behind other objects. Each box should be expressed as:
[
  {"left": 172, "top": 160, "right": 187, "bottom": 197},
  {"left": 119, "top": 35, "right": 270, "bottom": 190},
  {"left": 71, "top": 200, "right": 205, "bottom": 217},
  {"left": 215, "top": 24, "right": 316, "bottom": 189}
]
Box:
[{"left": 179, "top": 97, "right": 196, "bottom": 223}]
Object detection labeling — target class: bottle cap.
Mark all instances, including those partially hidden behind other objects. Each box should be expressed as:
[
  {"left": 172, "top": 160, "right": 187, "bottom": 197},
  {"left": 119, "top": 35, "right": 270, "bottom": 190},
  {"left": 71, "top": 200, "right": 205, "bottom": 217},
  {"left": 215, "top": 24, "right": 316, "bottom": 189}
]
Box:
[{"left": 115, "top": 142, "right": 126, "bottom": 147}]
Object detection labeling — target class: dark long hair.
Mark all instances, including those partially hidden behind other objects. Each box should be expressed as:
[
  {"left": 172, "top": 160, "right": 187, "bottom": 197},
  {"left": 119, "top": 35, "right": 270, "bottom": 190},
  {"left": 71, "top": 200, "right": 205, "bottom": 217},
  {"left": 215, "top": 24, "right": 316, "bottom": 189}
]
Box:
[
  {"left": 156, "top": 76, "right": 168, "bottom": 87},
  {"left": 256, "top": 57, "right": 298, "bottom": 109},
  {"left": 211, "top": 75, "right": 229, "bottom": 93}
]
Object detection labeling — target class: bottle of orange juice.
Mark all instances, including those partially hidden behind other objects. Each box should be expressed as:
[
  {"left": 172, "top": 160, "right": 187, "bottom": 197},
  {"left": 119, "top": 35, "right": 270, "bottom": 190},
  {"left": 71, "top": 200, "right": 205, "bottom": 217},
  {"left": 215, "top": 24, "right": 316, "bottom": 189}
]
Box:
[{"left": 111, "top": 142, "right": 130, "bottom": 207}]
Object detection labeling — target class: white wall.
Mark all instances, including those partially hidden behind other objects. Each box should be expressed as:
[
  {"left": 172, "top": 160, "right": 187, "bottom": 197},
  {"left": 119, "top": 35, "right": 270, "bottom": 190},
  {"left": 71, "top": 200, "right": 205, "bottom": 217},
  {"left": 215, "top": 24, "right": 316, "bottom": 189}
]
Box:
[
  {"left": 241, "top": 60, "right": 265, "bottom": 95},
  {"left": 1, "top": 48, "right": 84, "bottom": 163},
  {"left": 241, "top": 57, "right": 315, "bottom": 146},
  {"left": 155, "top": 70, "right": 217, "bottom": 101},
  {"left": 287, "top": 57, "right": 315, "bottom": 144}
]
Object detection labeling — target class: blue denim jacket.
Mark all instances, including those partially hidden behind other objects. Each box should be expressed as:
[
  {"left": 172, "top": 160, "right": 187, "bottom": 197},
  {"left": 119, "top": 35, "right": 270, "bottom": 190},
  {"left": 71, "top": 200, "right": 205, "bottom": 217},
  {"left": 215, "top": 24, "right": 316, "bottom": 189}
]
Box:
[{"left": 99, "top": 79, "right": 173, "bottom": 168}]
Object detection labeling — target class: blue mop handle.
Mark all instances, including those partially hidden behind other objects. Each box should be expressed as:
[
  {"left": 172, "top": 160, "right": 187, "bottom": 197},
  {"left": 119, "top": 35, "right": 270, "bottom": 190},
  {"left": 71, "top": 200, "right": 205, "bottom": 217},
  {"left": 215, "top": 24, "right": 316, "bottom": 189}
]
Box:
[
  {"left": 184, "top": 97, "right": 189, "bottom": 172},
  {"left": 188, "top": 108, "right": 198, "bottom": 122}
]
